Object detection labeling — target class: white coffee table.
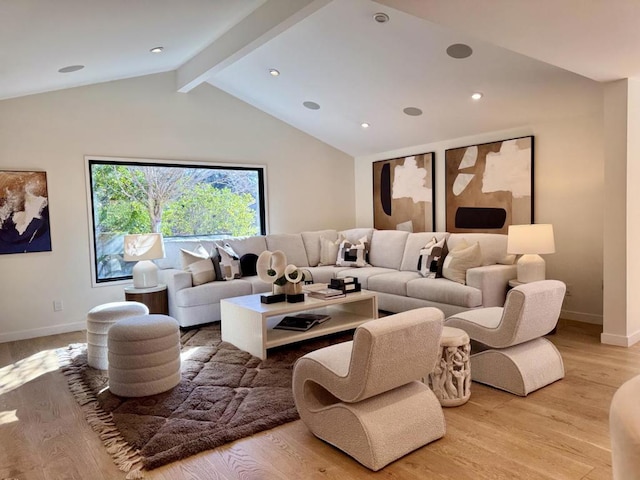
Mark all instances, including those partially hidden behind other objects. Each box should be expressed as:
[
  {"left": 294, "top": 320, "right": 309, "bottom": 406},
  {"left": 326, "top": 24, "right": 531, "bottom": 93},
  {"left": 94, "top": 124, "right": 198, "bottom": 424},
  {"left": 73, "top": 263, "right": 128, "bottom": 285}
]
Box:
[{"left": 220, "top": 290, "right": 378, "bottom": 359}]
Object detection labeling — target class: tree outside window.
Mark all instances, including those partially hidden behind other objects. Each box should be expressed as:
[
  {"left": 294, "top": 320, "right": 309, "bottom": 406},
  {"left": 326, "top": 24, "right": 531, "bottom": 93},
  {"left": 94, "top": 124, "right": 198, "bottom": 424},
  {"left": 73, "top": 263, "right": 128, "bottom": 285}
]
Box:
[{"left": 87, "top": 158, "right": 266, "bottom": 283}]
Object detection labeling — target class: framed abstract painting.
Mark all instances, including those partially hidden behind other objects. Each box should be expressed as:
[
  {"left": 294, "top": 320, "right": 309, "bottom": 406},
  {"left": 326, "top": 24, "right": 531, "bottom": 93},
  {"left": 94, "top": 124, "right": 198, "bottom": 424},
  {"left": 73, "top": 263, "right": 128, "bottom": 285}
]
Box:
[
  {"left": 0, "top": 170, "right": 52, "bottom": 254},
  {"left": 373, "top": 152, "right": 435, "bottom": 232},
  {"left": 445, "top": 136, "right": 533, "bottom": 234}
]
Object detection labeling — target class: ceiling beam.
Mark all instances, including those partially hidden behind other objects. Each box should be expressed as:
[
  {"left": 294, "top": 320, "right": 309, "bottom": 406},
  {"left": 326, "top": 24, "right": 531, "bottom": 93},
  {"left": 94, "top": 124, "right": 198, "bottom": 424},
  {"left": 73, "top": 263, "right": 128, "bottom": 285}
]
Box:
[{"left": 176, "top": 0, "right": 331, "bottom": 93}]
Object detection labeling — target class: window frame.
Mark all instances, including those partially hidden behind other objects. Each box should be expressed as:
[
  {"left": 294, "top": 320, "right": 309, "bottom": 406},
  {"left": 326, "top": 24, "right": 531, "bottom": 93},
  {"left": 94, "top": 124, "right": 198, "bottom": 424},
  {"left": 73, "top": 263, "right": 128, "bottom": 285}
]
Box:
[{"left": 84, "top": 155, "right": 268, "bottom": 287}]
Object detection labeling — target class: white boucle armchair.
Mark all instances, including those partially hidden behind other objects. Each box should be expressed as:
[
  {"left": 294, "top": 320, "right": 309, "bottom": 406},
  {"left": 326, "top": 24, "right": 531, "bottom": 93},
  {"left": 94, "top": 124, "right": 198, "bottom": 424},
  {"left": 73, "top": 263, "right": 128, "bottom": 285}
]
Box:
[
  {"left": 445, "top": 279, "right": 566, "bottom": 396},
  {"left": 292, "top": 307, "right": 446, "bottom": 471}
]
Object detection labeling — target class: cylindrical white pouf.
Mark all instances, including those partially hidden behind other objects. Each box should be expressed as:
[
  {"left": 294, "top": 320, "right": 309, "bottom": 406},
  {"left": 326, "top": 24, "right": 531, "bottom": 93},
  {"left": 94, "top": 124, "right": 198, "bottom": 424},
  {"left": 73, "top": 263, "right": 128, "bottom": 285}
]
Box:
[
  {"left": 86, "top": 301, "right": 149, "bottom": 370},
  {"left": 427, "top": 326, "right": 471, "bottom": 407},
  {"left": 107, "top": 314, "right": 181, "bottom": 397}
]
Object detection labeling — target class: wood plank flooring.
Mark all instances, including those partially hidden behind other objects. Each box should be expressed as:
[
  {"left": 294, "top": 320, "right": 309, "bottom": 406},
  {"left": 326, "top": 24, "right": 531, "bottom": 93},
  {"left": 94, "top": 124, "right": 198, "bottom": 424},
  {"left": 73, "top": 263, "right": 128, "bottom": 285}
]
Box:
[{"left": 0, "top": 319, "right": 638, "bottom": 480}]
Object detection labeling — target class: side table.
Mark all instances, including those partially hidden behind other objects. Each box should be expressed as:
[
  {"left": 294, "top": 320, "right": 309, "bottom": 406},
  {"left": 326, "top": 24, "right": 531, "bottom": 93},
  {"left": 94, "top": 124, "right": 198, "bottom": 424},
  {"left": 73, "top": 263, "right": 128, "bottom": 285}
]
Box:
[
  {"left": 124, "top": 284, "right": 168, "bottom": 315},
  {"left": 427, "top": 326, "right": 471, "bottom": 407}
]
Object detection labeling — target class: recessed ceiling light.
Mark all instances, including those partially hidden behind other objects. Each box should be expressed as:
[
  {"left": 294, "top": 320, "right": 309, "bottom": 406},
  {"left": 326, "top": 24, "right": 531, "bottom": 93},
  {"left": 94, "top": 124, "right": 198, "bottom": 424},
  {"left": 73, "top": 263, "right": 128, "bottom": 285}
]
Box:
[
  {"left": 57, "top": 65, "right": 85, "bottom": 73},
  {"left": 471, "top": 92, "right": 483, "bottom": 100},
  {"left": 303, "top": 101, "right": 320, "bottom": 110},
  {"left": 403, "top": 107, "right": 423, "bottom": 116},
  {"left": 269, "top": 68, "right": 280, "bottom": 76},
  {"left": 373, "top": 12, "right": 389, "bottom": 23},
  {"left": 150, "top": 46, "right": 164, "bottom": 53},
  {"left": 446, "top": 43, "right": 473, "bottom": 59},
  {"left": 361, "top": 122, "right": 370, "bottom": 129}
]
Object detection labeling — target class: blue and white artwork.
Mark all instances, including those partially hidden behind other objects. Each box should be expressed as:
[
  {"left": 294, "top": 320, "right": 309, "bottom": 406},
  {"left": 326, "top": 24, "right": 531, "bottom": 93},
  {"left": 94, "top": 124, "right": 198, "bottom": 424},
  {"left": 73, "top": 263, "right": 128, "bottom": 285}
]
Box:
[{"left": 0, "top": 171, "right": 52, "bottom": 254}]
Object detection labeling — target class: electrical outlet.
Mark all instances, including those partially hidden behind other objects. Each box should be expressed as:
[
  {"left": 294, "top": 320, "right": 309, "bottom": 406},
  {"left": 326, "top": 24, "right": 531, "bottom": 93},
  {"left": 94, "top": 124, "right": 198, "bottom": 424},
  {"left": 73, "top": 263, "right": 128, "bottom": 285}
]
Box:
[{"left": 53, "top": 300, "right": 63, "bottom": 311}]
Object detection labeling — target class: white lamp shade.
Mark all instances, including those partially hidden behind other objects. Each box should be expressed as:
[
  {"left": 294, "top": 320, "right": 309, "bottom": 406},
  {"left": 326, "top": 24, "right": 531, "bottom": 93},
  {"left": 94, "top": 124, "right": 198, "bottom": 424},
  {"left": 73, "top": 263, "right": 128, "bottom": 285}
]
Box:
[
  {"left": 123, "top": 233, "right": 165, "bottom": 288},
  {"left": 507, "top": 224, "right": 555, "bottom": 283},
  {"left": 123, "top": 233, "right": 165, "bottom": 261},
  {"left": 507, "top": 224, "right": 555, "bottom": 255}
]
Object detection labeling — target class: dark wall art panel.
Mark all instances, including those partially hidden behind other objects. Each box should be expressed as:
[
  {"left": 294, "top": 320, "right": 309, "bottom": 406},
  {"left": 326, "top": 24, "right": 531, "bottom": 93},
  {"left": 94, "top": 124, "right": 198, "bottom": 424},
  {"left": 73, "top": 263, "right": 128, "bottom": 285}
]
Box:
[
  {"left": 373, "top": 153, "right": 435, "bottom": 232},
  {"left": 0, "top": 170, "right": 52, "bottom": 254},
  {"left": 445, "top": 136, "right": 533, "bottom": 234}
]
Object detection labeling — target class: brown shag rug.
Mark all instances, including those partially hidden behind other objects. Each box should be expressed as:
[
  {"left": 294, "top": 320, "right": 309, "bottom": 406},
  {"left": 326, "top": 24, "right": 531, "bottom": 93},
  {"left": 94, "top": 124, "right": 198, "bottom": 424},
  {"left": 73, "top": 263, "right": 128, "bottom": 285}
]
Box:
[{"left": 58, "top": 323, "right": 351, "bottom": 479}]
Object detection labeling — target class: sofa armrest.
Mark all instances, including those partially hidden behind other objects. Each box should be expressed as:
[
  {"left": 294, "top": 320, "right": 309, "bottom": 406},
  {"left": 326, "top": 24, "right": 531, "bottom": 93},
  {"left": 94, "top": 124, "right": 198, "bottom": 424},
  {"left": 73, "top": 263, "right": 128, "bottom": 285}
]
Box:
[
  {"left": 158, "top": 268, "right": 192, "bottom": 317},
  {"left": 466, "top": 264, "right": 517, "bottom": 307}
]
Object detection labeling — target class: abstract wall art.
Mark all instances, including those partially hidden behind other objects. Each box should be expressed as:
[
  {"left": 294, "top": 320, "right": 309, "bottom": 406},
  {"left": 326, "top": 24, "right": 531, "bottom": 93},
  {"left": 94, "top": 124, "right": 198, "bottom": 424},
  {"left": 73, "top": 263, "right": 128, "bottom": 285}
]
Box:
[
  {"left": 373, "top": 152, "right": 435, "bottom": 232},
  {"left": 445, "top": 136, "right": 533, "bottom": 234},
  {"left": 0, "top": 170, "right": 52, "bottom": 254}
]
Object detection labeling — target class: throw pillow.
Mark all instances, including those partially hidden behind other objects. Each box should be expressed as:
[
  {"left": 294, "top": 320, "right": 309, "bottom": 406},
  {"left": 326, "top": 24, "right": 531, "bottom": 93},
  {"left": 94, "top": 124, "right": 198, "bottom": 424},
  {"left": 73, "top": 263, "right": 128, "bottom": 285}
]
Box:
[
  {"left": 319, "top": 235, "right": 343, "bottom": 266},
  {"left": 417, "top": 237, "right": 447, "bottom": 278},
  {"left": 180, "top": 245, "right": 209, "bottom": 270},
  {"left": 209, "top": 249, "right": 225, "bottom": 281},
  {"left": 185, "top": 258, "right": 215, "bottom": 286},
  {"left": 240, "top": 253, "right": 259, "bottom": 277},
  {"left": 434, "top": 239, "right": 450, "bottom": 278},
  {"left": 442, "top": 241, "right": 483, "bottom": 285},
  {"left": 336, "top": 236, "right": 370, "bottom": 268},
  {"left": 216, "top": 242, "right": 242, "bottom": 279}
]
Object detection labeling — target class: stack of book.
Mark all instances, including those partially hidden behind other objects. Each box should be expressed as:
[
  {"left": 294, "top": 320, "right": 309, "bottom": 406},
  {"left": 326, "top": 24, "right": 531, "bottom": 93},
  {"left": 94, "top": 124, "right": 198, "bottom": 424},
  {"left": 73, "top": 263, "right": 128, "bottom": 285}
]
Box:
[
  {"left": 274, "top": 313, "right": 331, "bottom": 331},
  {"left": 329, "top": 276, "right": 361, "bottom": 293},
  {"left": 307, "top": 287, "right": 346, "bottom": 299}
]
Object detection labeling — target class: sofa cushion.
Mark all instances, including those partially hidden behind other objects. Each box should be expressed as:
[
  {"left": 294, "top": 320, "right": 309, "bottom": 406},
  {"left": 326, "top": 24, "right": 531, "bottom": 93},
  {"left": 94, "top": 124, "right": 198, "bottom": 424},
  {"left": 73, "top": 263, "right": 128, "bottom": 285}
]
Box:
[
  {"left": 266, "top": 233, "right": 310, "bottom": 267},
  {"left": 223, "top": 236, "right": 268, "bottom": 258},
  {"left": 406, "top": 277, "right": 482, "bottom": 308},
  {"left": 215, "top": 242, "right": 242, "bottom": 279},
  {"left": 368, "top": 230, "right": 410, "bottom": 270},
  {"left": 336, "top": 266, "right": 397, "bottom": 289},
  {"left": 340, "top": 228, "right": 374, "bottom": 245},
  {"left": 448, "top": 233, "right": 514, "bottom": 266},
  {"left": 442, "top": 241, "right": 483, "bottom": 284},
  {"left": 304, "top": 265, "right": 352, "bottom": 284},
  {"left": 367, "top": 271, "right": 422, "bottom": 296},
  {"left": 301, "top": 230, "right": 338, "bottom": 266},
  {"left": 400, "top": 232, "right": 449, "bottom": 272}
]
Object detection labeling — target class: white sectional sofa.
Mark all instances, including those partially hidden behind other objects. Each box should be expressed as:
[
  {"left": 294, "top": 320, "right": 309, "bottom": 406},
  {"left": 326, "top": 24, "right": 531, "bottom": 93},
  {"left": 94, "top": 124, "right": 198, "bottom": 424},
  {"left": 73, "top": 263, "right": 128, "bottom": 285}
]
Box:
[{"left": 156, "top": 228, "right": 517, "bottom": 328}]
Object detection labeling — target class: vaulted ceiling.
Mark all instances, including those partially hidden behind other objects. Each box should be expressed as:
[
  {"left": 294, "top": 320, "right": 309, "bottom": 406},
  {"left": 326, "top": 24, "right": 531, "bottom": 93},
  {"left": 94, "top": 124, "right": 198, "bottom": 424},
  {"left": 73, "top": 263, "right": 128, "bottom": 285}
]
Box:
[{"left": 3, "top": 0, "right": 638, "bottom": 156}]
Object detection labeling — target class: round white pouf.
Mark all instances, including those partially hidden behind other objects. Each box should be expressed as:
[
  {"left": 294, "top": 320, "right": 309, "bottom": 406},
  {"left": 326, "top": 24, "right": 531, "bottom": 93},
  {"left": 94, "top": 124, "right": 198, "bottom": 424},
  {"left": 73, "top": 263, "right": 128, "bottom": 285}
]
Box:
[
  {"left": 107, "top": 314, "right": 181, "bottom": 397},
  {"left": 86, "top": 301, "right": 149, "bottom": 370},
  {"left": 427, "top": 326, "right": 471, "bottom": 407}
]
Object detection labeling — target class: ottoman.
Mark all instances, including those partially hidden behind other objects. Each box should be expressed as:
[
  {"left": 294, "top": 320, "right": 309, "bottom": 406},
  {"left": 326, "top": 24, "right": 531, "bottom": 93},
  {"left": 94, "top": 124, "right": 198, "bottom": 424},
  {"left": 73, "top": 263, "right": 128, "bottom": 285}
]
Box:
[
  {"left": 86, "top": 301, "right": 149, "bottom": 370},
  {"left": 427, "top": 326, "right": 471, "bottom": 407},
  {"left": 107, "top": 314, "right": 181, "bottom": 397}
]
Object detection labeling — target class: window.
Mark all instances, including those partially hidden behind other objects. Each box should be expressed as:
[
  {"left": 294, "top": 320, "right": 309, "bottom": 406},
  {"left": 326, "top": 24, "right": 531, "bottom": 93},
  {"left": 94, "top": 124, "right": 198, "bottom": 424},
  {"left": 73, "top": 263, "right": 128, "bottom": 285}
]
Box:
[{"left": 86, "top": 157, "right": 266, "bottom": 285}]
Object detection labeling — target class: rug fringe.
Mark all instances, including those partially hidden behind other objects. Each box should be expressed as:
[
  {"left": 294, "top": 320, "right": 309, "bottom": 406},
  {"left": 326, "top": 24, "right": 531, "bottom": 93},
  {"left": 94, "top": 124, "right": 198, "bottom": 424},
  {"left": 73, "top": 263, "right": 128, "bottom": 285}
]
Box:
[{"left": 57, "top": 346, "right": 147, "bottom": 478}]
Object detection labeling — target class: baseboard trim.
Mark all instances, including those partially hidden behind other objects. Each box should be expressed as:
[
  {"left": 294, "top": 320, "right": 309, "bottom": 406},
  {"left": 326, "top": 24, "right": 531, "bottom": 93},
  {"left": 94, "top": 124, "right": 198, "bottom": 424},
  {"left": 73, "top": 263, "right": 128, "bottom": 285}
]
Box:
[
  {"left": 0, "top": 321, "right": 85, "bottom": 344},
  {"left": 560, "top": 309, "right": 603, "bottom": 325},
  {"left": 601, "top": 329, "right": 640, "bottom": 347}
]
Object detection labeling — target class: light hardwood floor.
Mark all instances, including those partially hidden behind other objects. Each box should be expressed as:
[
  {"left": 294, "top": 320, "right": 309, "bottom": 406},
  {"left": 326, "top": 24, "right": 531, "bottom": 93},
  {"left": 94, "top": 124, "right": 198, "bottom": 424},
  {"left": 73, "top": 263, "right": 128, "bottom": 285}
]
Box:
[{"left": 1, "top": 319, "right": 639, "bottom": 480}]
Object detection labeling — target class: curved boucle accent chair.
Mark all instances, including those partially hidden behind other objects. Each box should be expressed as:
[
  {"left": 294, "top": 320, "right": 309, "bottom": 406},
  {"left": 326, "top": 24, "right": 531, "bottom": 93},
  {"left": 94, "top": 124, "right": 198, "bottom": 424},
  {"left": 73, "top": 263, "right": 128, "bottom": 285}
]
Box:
[
  {"left": 292, "top": 307, "right": 446, "bottom": 471},
  {"left": 610, "top": 374, "right": 640, "bottom": 480},
  {"left": 445, "top": 279, "right": 566, "bottom": 396}
]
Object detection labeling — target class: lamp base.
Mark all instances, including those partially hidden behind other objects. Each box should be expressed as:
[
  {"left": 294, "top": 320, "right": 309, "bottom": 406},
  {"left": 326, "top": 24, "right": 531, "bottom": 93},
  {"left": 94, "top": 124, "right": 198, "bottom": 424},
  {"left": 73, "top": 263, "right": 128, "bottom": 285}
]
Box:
[
  {"left": 516, "top": 254, "right": 546, "bottom": 283},
  {"left": 132, "top": 260, "right": 159, "bottom": 288}
]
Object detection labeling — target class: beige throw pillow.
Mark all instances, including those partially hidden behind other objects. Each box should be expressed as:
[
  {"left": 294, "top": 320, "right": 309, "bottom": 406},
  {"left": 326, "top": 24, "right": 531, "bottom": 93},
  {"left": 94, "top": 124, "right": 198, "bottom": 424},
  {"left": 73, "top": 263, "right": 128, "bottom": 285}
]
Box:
[
  {"left": 180, "top": 245, "right": 209, "bottom": 269},
  {"left": 319, "top": 235, "right": 343, "bottom": 266},
  {"left": 442, "top": 241, "right": 482, "bottom": 285},
  {"left": 186, "top": 258, "right": 215, "bottom": 286}
]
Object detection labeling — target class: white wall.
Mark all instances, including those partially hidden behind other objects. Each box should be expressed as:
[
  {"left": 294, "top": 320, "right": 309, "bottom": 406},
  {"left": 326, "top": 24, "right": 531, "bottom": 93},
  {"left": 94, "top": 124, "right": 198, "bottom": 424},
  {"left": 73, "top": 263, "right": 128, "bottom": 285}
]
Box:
[
  {"left": 602, "top": 79, "right": 640, "bottom": 346},
  {"left": 0, "top": 72, "right": 354, "bottom": 342},
  {"left": 355, "top": 110, "right": 604, "bottom": 324}
]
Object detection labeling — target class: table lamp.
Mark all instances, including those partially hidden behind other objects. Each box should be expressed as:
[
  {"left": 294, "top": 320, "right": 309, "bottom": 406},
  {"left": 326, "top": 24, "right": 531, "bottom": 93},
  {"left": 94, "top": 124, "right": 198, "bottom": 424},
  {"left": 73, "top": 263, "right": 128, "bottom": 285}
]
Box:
[
  {"left": 123, "top": 233, "right": 165, "bottom": 288},
  {"left": 507, "top": 224, "right": 555, "bottom": 283}
]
